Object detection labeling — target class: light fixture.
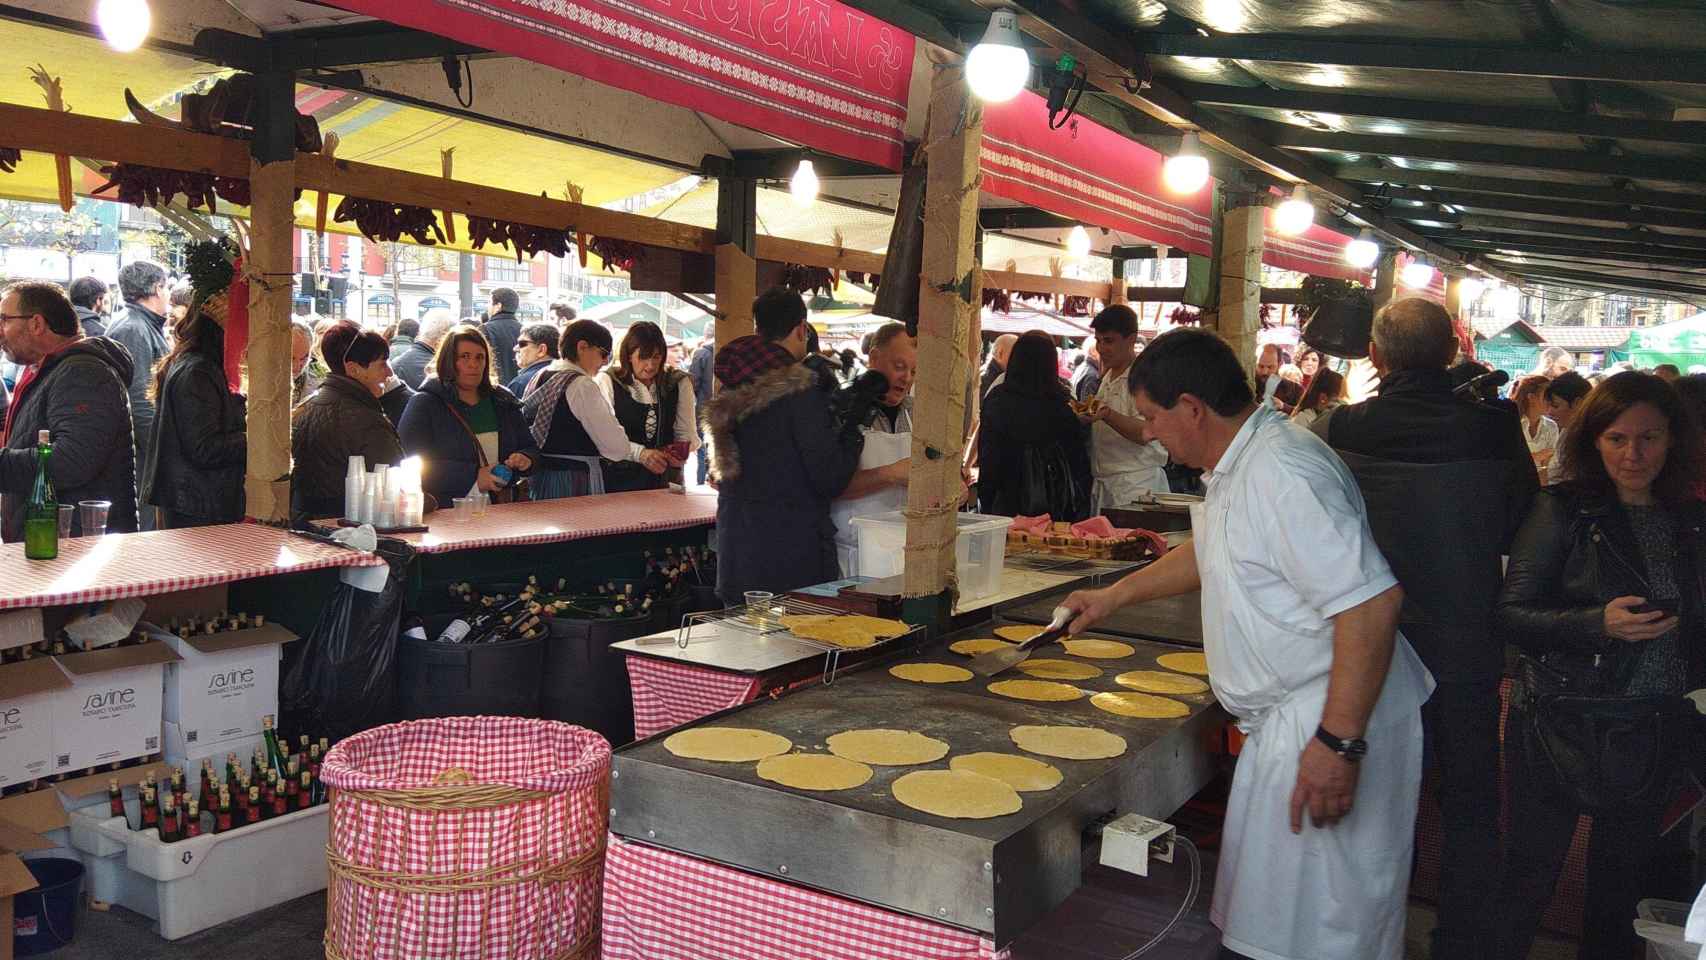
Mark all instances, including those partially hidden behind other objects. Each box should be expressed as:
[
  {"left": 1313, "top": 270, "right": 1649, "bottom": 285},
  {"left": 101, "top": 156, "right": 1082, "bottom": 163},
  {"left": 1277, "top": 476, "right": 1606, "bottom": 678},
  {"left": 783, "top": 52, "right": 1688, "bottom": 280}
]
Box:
[
  {"left": 790, "top": 158, "right": 819, "bottom": 208},
  {"left": 965, "top": 10, "right": 1030, "bottom": 103},
  {"left": 1274, "top": 184, "right": 1315, "bottom": 236},
  {"left": 1402, "top": 258, "right": 1435, "bottom": 288},
  {"left": 1162, "top": 132, "right": 1210, "bottom": 195},
  {"left": 97, "top": 0, "right": 151, "bottom": 52},
  {"left": 1458, "top": 276, "right": 1485, "bottom": 302},
  {"left": 1345, "top": 228, "right": 1379, "bottom": 269},
  {"left": 1066, "top": 224, "right": 1092, "bottom": 259}
]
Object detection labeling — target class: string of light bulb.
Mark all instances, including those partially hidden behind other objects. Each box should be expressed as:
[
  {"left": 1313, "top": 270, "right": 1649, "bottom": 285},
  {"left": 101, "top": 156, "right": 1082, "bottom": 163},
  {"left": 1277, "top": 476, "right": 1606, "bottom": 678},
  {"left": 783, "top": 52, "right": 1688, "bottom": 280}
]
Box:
[{"left": 97, "top": 0, "right": 151, "bottom": 52}]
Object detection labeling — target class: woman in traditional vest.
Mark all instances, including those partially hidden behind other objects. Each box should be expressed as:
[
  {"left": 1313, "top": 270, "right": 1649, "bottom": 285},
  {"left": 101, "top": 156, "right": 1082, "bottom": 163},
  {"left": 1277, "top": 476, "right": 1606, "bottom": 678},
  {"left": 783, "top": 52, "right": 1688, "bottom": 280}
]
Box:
[
  {"left": 523, "top": 320, "right": 668, "bottom": 498},
  {"left": 594, "top": 321, "right": 696, "bottom": 491}
]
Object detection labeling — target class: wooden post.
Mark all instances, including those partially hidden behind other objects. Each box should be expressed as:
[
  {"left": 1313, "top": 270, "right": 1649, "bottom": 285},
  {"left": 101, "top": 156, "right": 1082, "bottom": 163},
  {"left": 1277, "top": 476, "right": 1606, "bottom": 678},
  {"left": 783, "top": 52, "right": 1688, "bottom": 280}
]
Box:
[
  {"left": 713, "top": 173, "right": 757, "bottom": 358},
  {"left": 903, "top": 60, "right": 982, "bottom": 600},
  {"left": 1217, "top": 202, "right": 1265, "bottom": 378},
  {"left": 245, "top": 71, "right": 296, "bottom": 522},
  {"left": 1109, "top": 255, "right": 1128, "bottom": 306}
]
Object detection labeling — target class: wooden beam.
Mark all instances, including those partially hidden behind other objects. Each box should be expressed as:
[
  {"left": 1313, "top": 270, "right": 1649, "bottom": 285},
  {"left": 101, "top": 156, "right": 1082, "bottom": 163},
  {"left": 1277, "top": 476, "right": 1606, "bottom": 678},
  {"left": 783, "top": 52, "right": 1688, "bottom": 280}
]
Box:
[
  {"left": 1273, "top": 127, "right": 1706, "bottom": 186},
  {"left": 714, "top": 245, "right": 756, "bottom": 348},
  {"left": 0, "top": 101, "right": 249, "bottom": 177},
  {"left": 1337, "top": 165, "right": 1706, "bottom": 215},
  {"left": 753, "top": 237, "right": 886, "bottom": 277},
  {"left": 1173, "top": 80, "right": 1706, "bottom": 147},
  {"left": 1490, "top": 261, "right": 1706, "bottom": 301},
  {"left": 981, "top": 270, "right": 1110, "bottom": 300},
  {"left": 1133, "top": 32, "right": 1706, "bottom": 85},
  {"left": 1216, "top": 203, "right": 1265, "bottom": 378},
  {"left": 1434, "top": 237, "right": 1706, "bottom": 267},
  {"left": 1371, "top": 185, "right": 1706, "bottom": 231},
  {"left": 904, "top": 61, "right": 982, "bottom": 600},
  {"left": 1446, "top": 216, "right": 1706, "bottom": 252}
]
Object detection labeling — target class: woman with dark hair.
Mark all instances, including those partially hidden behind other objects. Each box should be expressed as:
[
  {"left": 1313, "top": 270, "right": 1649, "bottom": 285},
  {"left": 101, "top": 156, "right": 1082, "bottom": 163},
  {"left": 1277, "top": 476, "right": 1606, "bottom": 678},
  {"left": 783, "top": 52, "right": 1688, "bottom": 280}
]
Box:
[
  {"left": 290, "top": 322, "right": 403, "bottom": 520},
  {"left": 1289, "top": 367, "right": 1346, "bottom": 431},
  {"left": 1493, "top": 371, "right": 1706, "bottom": 960},
  {"left": 594, "top": 321, "right": 694, "bottom": 491},
  {"left": 141, "top": 310, "right": 246, "bottom": 527},
  {"left": 977, "top": 332, "right": 1091, "bottom": 519},
  {"left": 523, "top": 319, "right": 669, "bottom": 498},
  {"left": 398, "top": 324, "right": 536, "bottom": 507}
]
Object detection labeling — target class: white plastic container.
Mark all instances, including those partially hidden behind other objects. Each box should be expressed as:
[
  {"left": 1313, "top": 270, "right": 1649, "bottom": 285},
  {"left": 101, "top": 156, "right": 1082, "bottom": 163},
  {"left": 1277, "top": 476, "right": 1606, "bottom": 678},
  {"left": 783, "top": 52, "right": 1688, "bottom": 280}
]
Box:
[
  {"left": 848, "top": 512, "right": 1014, "bottom": 601},
  {"left": 1635, "top": 899, "right": 1696, "bottom": 960},
  {"left": 68, "top": 801, "right": 329, "bottom": 939}
]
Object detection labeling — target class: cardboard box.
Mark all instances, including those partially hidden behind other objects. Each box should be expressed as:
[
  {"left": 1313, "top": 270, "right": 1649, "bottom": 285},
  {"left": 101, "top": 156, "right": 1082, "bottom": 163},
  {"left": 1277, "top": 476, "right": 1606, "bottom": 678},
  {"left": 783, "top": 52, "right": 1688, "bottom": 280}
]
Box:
[
  {"left": 50, "top": 643, "right": 179, "bottom": 775},
  {"left": 0, "top": 662, "right": 70, "bottom": 790},
  {"left": 163, "top": 724, "right": 261, "bottom": 776},
  {"left": 161, "top": 623, "right": 295, "bottom": 753}
]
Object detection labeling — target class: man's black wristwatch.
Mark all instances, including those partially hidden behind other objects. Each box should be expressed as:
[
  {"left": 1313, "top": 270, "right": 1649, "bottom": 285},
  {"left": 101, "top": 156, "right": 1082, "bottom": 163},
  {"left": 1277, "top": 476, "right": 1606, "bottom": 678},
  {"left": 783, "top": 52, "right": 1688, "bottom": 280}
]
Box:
[{"left": 1315, "top": 726, "right": 1367, "bottom": 763}]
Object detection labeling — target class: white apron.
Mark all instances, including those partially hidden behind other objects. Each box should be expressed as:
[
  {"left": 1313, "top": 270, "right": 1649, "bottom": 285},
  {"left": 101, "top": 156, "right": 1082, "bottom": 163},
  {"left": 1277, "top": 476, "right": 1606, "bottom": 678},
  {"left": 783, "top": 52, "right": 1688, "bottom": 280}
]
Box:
[
  {"left": 832, "top": 423, "right": 912, "bottom": 576},
  {"left": 1191, "top": 500, "right": 1424, "bottom": 960}
]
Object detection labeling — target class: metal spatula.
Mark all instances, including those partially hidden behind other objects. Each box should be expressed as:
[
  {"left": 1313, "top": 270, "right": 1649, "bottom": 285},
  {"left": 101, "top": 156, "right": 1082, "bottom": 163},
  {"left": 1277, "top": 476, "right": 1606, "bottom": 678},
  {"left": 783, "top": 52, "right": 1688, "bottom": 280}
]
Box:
[{"left": 968, "top": 607, "right": 1073, "bottom": 678}]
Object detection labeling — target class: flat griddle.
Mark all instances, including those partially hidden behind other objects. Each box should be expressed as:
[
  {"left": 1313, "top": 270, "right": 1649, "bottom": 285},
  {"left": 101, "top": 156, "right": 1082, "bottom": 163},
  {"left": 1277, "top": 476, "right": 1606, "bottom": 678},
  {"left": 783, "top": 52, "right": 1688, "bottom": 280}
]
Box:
[
  {"left": 610, "top": 622, "right": 1224, "bottom": 945},
  {"left": 1003, "top": 588, "right": 1204, "bottom": 648}
]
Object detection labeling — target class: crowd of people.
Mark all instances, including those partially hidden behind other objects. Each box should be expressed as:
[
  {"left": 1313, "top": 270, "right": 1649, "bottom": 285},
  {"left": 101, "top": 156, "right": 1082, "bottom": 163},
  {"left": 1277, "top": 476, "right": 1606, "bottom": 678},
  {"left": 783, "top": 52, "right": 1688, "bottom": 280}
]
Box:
[{"left": 0, "top": 266, "right": 723, "bottom": 530}]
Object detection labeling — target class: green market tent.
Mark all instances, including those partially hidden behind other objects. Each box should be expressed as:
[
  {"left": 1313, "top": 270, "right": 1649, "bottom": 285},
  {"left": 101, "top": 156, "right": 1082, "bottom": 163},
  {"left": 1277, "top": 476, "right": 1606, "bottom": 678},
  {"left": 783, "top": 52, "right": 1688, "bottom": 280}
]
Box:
[
  {"left": 1629, "top": 314, "right": 1706, "bottom": 372},
  {"left": 1475, "top": 324, "right": 1544, "bottom": 378}
]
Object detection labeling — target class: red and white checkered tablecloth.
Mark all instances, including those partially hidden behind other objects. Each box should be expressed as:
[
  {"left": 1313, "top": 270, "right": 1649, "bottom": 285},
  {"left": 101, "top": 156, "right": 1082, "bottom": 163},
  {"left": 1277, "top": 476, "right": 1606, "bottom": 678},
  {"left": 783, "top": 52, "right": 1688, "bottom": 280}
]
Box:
[
  {"left": 379, "top": 490, "right": 716, "bottom": 555},
  {"left": 0, "top": 522, "right": 385, "bottom": 611},
  {"left": 626, "top": 656, "right": 762, "bottom": 740},
  {"left": 602, "top": 836, "right": 1008, "bottom": 960}
]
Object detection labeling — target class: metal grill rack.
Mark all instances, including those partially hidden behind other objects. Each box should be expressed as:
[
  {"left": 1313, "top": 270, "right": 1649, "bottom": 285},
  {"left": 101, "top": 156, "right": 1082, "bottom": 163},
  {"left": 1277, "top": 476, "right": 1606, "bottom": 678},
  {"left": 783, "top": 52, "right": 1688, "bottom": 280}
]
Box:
[{"left": 671, "top": 596, "right": 924, "bottom": 684}]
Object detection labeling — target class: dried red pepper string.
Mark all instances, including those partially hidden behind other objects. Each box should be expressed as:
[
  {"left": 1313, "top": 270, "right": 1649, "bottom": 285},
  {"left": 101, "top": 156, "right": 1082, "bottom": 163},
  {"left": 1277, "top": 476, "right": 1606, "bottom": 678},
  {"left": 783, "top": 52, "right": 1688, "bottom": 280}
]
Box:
[
  {"left": 0, "top": 148, "right": 20, "bottom": 175},
  {"left": 332, "top": 196, "right": 447, "bottom": 246}
]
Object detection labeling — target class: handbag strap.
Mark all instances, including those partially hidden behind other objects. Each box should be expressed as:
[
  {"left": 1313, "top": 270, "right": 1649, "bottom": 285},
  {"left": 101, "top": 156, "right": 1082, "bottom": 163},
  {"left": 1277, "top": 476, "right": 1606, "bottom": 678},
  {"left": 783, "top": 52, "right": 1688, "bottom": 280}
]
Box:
[{"left": 439, "top": 393, "right": 491, "bottom": 468}]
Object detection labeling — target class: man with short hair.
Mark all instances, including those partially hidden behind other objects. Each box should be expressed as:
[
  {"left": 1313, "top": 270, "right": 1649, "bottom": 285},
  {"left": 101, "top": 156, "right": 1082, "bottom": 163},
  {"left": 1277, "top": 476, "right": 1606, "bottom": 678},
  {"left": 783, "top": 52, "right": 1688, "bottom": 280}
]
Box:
[
  {"left": 1653, "top": 362, "right": 1682, "bottom": 383},
  {"left": 1085, "top": 305, "right": 1170, "bottom": 507},
  {"left": 67, "top": 276, "right": 110, "bottom": 338},
  {"left": 1314, "top": 297, "right": 1536, "bottom": 960},
  {"left": 981, "top": 333, "right": 1017, "bottom": 398},
  {"left": 549, "top": 301, "right": 577, "bottom": 327},
  {"left": 483, "top": 287, "right": 523, "bottom": 384},
  {"left": 1544, "top": 370, "right": 1591, "bottom": 428},
  {"left": 703, "top": 288, "right": 862, "bottom": 599},
  {"left": 106, "top": 260, "right": 170, "bottom": 527},
  {"left": 508, "top": 322, "right": 558, "bottom": 397},
  {"left": 830, "top": 321, "right": 916, "bottom": 573},
  {"left": 395, "top": 309, "right": 452, "bottom": 390},
  {"left": 1065, "top": 327, "right": 1431, "bottom": 960},
  {"left": 688, "top": 322, "right": 716, "bottom": 485},
  {"left": 1254, "top": 342, "right": 1283, "bottom": 407},
  {"left": 388, "top": 317, "right": 419, "bottom": 364},
  {"left": 0, "top": 281, "right": 138, "bottom": 540}
]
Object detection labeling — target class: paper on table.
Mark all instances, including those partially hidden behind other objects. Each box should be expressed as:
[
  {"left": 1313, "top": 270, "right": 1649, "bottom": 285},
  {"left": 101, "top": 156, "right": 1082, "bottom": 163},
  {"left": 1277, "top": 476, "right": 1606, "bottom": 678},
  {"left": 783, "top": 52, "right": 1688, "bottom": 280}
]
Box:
[{"left": 64, "top": 598, "right": 146, "bottom": 649}]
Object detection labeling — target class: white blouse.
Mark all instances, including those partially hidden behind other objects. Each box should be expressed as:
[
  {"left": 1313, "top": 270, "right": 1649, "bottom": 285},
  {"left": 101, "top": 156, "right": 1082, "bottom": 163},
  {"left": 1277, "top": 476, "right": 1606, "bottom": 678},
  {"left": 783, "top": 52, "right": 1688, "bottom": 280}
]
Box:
[{"left": 595, "top": 370, "right": 701, "bottom": 452}]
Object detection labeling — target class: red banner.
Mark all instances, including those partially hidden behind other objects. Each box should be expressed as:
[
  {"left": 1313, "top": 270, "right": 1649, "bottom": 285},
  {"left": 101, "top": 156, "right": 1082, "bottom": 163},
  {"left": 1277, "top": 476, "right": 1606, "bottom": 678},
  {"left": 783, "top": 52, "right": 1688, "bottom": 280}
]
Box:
[
  {"left": 324, "top": 0, "right": 915, "bottom": 169},
  {"left": 980, "top": 91, "right": 1214, "bottom": 256},
  {"left": 1262, "top": 218, "right": 1372, "bottom": 285}
]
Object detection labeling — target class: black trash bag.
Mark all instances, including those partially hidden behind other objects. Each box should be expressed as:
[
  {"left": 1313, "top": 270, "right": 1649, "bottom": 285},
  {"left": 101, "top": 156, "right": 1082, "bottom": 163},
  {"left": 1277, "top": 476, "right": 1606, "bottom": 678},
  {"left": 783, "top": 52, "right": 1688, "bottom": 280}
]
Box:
[{"left": 280, "top": 537, "right": 415, "bottom": 741}]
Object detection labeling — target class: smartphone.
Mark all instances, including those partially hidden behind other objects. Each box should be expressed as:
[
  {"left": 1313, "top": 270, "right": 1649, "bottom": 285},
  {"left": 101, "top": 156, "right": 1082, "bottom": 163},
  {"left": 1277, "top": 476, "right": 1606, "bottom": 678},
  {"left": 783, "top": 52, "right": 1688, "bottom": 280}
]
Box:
[
  {"left": 491, "top": 464, "right": 516, "bottom": 488},
  {"left": 1630, "top": 599, "right": 1680, "bottom": 617}
]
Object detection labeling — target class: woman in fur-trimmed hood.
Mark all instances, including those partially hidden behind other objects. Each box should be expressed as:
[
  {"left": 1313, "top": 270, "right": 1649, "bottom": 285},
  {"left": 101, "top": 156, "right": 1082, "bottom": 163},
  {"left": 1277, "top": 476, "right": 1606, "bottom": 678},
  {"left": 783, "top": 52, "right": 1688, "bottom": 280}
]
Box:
[{"left": 703, "top": 290, "right": 864, "bottom": 601}]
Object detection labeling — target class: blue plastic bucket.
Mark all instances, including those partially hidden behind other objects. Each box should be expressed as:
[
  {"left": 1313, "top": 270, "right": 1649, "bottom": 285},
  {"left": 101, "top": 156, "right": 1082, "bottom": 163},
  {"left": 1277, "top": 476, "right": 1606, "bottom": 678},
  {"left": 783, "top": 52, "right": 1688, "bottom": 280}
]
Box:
[{"left": 12, "top": 858, "right": 82, "bottom": 956}]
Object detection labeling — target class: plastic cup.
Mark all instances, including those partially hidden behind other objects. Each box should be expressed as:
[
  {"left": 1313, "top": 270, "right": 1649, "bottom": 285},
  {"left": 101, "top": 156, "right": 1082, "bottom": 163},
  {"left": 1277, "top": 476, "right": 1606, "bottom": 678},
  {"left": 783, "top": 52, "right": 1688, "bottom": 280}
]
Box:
[
  {"left": 472, "top": 493, "right": 489, "bottom": 518},
  {"left": 55, "top": 504, "right": 73, "bottom": 538},
  {"left": 744, "top": 590, "right": 775, "bottom": 624},
  {"left": 77, "top": 500, "right": 110, "bottom": 538},
  {"left": 451, "top": 497, "right": 475, "bottom": 522}
]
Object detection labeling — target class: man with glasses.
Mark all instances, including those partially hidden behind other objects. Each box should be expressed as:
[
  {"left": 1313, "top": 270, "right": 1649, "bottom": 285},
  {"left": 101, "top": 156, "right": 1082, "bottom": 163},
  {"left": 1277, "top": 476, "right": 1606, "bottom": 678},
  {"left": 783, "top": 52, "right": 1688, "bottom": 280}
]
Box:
[
  {"left": 106, "top": 261, "right": 169, "bottom": 529},
  {"left": 508, "top": 323, "right": 558, "bottom": 397},
  {"left": 0, "top": 281, "right": 138, "bottom": 540}
]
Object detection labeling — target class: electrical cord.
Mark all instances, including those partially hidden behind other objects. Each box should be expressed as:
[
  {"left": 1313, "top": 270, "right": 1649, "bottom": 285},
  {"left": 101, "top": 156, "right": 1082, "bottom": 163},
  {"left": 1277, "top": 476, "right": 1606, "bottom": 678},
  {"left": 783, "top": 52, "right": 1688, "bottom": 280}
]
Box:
[{"left": 1116, "top": 834, "right": 1203, "bottom": 960}]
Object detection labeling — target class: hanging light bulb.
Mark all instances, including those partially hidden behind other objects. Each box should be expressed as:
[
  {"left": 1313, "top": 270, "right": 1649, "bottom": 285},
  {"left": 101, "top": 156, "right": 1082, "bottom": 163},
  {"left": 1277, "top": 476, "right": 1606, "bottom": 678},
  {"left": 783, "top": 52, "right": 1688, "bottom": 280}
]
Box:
[
  {"left": 1458, "top": 276, "right": 1485, "bottom": 302},
  {"left": 1274, "top": 184, "right": 1315, "bottom": 236},
  {"left": 790, "top": 158, "right": 819, "bottom": 208},
  {"left": 97, "top": 0, "right": 152, "bottom": 52},
  {"left": 1345, "top": 228, "right": 1379, "bottom": 269},
  {"left": 1162, "top": 132, "right": 1210, "bottom": 195},
  {"left": 965, "top": 10, "right": 1030, "bottom": 103},
  {"left": 1066, "top": 224, "right": 1091, "bottom": 259},
  {"left": 1402, "top": 258, "right": 1436, "bottom": 288}
]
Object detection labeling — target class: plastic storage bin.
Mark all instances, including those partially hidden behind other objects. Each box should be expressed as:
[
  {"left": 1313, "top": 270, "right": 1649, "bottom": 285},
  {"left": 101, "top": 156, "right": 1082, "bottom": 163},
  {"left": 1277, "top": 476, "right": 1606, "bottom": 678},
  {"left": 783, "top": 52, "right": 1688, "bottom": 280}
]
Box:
[
  {"left": 848, "top": 512, "right": 1014, "bottom": 601},
  {"left": 13, "top": 857, "right": 81, "bottom": 956},
  {"left": 321, "top": 716, "right": 609, "bottom": 960},
  {"left": 67, "top": 802, "right": 328, "bottom": 940},
  {"left": 542, "top": 608, "right": 658, "bottom": 746},
  {"left": 397, "top": 615, "right": 545, "bottom": 719}
]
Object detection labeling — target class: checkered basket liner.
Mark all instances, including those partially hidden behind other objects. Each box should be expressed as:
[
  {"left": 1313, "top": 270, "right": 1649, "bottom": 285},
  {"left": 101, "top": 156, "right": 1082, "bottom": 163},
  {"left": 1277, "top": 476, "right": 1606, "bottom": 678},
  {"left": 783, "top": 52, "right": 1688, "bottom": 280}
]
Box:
[{"left": 320, "top": 717, "right": 610, "bottom": 960}]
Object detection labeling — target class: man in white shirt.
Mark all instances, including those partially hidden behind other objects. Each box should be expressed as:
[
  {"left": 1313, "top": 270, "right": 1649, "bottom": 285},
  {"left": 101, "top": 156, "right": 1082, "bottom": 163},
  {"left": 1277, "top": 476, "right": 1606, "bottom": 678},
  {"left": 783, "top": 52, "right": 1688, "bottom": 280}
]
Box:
[
  {"left": 1083, "top": 305, "right": 1169, "bottom": 508},
  {"left": 1064, "top": 327, "right": 1433, "bottom": 960},
  {"left": 832, "top": 322, "right": 915, "bottom": 573}
]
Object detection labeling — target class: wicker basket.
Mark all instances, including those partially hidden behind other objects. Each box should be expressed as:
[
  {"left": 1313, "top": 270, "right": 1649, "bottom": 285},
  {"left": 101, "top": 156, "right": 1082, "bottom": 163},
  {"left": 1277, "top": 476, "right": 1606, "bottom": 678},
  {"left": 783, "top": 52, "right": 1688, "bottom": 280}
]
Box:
[{"left": 320, "top": 717, "right": 610, "bottom": 960}]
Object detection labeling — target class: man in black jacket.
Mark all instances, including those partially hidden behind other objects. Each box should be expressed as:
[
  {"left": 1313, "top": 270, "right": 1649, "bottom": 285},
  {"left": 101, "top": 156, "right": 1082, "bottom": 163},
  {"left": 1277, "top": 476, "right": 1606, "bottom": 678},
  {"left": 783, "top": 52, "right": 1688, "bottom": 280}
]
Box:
[
  {"left": 1314, "top": 297, "right": 1538, "bottom": 960},
  {"left": 703, "top": 288, "right": 862, "bottom": 600},
  {"left": 106, "top": 260, "right": 168, "bottom": 528},
  {"left": 483, "top": 288, "right": 523, "bottom": 384},
  {"left": 0, "top": 281, "right": 138, "bottom": 540},
  {"left": 68, "top": 276, "right": 109, "bottom": 338},
  {"left": 394, "top": 310, "right": 450, "bottom": 390}
]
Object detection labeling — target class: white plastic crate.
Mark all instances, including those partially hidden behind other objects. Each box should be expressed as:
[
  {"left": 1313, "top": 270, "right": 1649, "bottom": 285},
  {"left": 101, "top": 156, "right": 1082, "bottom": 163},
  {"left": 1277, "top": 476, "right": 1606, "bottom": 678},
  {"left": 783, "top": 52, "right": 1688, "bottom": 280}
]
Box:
[
  {"left": 68, "top": 800, "right": 328, "bottom": 939},
  {"left": 848, "top": 512, "right": 1014, "bottom": 601}
]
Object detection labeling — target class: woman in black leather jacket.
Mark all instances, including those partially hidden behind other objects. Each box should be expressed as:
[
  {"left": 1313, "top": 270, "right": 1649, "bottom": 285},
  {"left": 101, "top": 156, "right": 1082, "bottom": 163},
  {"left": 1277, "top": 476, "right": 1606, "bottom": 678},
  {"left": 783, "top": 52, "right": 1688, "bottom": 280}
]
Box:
[
  {"left": 1492, "top": 371, "right": 1704, "bottom": 960},
  {"left": 141, "top": 310, "right": 246, "bottom": 527}
]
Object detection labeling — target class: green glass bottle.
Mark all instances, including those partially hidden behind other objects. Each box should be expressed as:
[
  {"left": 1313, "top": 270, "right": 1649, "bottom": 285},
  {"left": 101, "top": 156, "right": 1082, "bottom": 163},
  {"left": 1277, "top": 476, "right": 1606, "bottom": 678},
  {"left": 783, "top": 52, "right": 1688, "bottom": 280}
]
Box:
[{"left": 23, "top": 430, "right": 57, "bottom": 560}]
